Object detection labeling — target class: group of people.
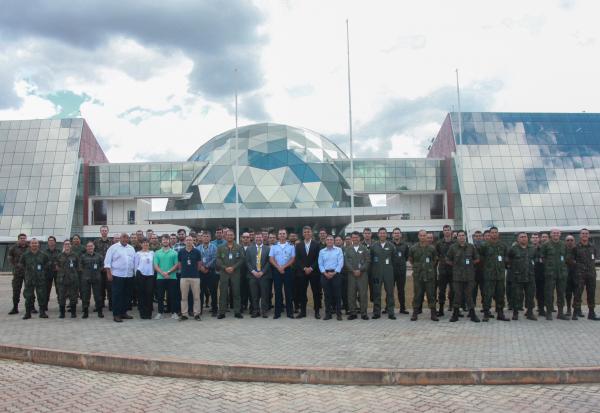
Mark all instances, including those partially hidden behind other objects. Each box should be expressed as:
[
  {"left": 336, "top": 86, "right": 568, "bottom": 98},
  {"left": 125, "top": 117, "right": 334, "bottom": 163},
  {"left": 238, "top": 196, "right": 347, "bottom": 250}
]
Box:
[{"left": 6, "top": 223, "right": 599, "bottom": 324}]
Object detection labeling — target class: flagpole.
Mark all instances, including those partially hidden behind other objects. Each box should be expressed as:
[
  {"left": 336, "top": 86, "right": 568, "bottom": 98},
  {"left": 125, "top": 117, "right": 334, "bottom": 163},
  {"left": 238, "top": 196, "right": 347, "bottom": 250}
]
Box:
[
  {"left": 234, "top": 68, "right": 240, "bottom": 243},
  {"left": 456, "top": 68, "right": 462, "bottom": 146},
  {"left": 346, "top": 19, "right": 355, "bottom": 231}
]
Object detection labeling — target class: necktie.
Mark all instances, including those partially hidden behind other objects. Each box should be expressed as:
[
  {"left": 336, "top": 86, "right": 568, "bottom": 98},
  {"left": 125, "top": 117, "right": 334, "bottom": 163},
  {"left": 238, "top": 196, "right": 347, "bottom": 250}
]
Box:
[{"left": 257, "top": 246, "right": 262, "bottom": 271}]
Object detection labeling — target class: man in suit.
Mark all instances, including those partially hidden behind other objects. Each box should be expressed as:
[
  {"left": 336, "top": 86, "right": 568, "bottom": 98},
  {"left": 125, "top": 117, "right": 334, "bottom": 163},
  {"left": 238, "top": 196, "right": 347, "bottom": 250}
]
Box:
[
  {"left": 294, "top": 226, "right": 322, "bottom": 319},
  {"left": 245, "top": 233, "right": 271, "bottom": 318}
]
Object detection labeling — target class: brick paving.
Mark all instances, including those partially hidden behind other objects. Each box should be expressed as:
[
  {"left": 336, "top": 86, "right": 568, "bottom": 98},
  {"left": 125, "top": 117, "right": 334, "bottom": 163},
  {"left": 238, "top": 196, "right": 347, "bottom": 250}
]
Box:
[
  {"left": 1, "top": 277, "right": 600, "bottom": 370},
  {"left": 1, "top": 360, "right": 600, "bottom": 412}
]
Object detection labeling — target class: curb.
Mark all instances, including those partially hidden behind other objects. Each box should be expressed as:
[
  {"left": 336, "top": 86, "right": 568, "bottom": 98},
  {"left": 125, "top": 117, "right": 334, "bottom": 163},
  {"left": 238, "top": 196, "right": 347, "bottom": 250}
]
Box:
[{"left": 1, "top": 344, "right": 600, "bottom": 385}]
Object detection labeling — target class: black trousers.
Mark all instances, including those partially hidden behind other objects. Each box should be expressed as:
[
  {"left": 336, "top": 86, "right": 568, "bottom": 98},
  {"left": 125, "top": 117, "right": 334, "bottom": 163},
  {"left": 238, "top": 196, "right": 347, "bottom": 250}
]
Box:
[
  {"left": 136, "top": 272, "right": 155, "bottom": 318},
  {"left": 101, "top": 269, "right": 112, "bottom": 309},
  {"left": 200, "top": 270, "right": 218, "bottom": 313},
  {"left": 294, "top": 271, "right": 321, "bottom": 312},
  {"left": 394, "top": 267, "right": 407, "bottom": 311},
  {"left": 321, "top": 273, "right": 342, "bottom": 316},
  {"left": 111, "top": 276, "right": 131, "bottom": 317},
  {"left": 273, "top": 267, "right": 293, "bottom": 317}
]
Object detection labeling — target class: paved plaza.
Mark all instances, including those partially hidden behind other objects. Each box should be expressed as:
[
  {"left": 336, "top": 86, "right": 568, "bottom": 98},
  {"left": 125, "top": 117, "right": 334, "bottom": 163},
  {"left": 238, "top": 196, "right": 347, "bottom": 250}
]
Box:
[
  {"left": 1, "top": 360, "right": 600, "bottom": 413},
  {"left": 1, "top": 276, "right": 600, "bottom": 370}
]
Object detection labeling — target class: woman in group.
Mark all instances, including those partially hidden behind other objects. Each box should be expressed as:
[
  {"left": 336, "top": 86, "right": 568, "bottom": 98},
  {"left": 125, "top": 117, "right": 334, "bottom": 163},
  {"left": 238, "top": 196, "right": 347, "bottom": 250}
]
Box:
[{"left": 134, "top": 238, "right": 156, "bottom": 319}]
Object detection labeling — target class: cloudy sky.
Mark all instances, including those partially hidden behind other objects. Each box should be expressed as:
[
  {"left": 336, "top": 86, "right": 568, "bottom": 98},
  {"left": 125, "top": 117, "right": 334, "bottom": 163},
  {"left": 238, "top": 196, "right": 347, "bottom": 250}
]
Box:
[{"left": 0, "top": 0, "right": 598, "bottom": 162}]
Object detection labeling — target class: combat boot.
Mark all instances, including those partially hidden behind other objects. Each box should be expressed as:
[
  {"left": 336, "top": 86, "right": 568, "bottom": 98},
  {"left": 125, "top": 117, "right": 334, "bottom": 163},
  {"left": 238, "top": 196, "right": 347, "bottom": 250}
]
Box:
[
  {"left": 525, "top": 309, "right": 537, "bottom": 321},
  {"left": 39, "top": 309, "right": 48, "bottom": 318},
  {"left": 565, "top": 305, "right": 572, "bottom": 317},
  {"left": 449, "top": 308, "right": 459, "bottom": 322},
  {"left": 546, "top": 311, "right": 553, "bottom": 320},
  {"left": 469, "top": 309, "right": 480, "bottom": 323},
  {"left": 82, "top": 308, "right": 89, "bottom": 319},
  {"left": 512, "top": 310, "right": 518, "bottom": 321},
  {"left": 430, "top": 309, "right": 439, "bottom": 322},
  {"left": 576, "top": 308, "right": 584, "bottom": 318},
  {"left": 572, "top": 312, "right": 578, "bottom": 320},
  {"left": 70, "top": 306, "right": 77, "bottom": 318},
  {"left": 538, "top": 308, "right": 546, "bottom": 317},
  {"left": 496, "top": 310, "right": 510, "bottom": 321},
  {"left": 436, "top": 305, "right": 444, "bottom": 317},
  {"left": 557, "top": 309, "right": 569, "bottom": 320},
  {"left": 410, "top": 311, "right": 418, "bottom": 321},
  {"left": 588, "top": 311, "right": 600, "bottom": 321},
  {"left": 482, "top": 310, "right": 492, "bottom": 322},
  {"left": 59, "top": 306, "right": 66, "bottom": 319},
  {"left": 8, "top": 304, "right": 18, "bottom": 315},
  {"left": 22, "top": 311, "right": 31, "bottom": 320},
  {"left": 98, "top": 309, "right": 104, "bottom": 318}
]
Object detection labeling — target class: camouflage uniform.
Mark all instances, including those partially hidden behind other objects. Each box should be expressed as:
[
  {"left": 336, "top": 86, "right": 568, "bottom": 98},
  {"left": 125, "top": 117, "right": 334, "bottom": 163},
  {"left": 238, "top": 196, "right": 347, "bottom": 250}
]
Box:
[
  {"left": 479, "top": 241, "right": 508, "bottom": 316},
  {"left": 56, "top": 252, "right": 81, "bottom": 315},
  {"left": 409, "top": 243, "right": 438, "bottom": 319},
  {"left": 8, "top": 243, "right": 29, "bottom": 311},
  {"left": 79, "top": 252, "right": 104, "bottom": 313},
  {"left": 507, "top": 244, "right": 536, "bottom": 317},
  {"left": 44, "top": 247, "right": 61, "bottom": 310},
  {"left": 540, "top": 240, "right": 568, "bottom": 319},
  {"left": 19, "top": 250, "right": 50, "bottom": 315},
  {"left": 571, "top": 242, "right": 599, "bottom": 319},
  {"left": 94, "top": 237, "right": 112, "bottom": 309},
  {"left": 435, "top": 239, "right": 455, "bottom": 313},
  {"left": 446, "top": 242, "right": 479, "bottom": 312}
]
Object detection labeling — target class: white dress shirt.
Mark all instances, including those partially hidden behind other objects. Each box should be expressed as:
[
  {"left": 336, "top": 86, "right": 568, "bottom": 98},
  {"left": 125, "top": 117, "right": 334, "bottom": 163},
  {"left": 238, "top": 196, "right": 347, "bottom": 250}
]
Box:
[
  {"left": 134, "top": 250, "right": 155, "bottom": 276},
  {"left": 104, "top": 242, "right": 136, "bottom": 277}
]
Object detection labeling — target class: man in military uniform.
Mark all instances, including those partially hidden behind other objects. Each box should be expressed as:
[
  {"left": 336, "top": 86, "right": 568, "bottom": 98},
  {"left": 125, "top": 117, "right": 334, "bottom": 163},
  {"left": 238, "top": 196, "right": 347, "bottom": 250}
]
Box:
[
  {"left": 409, "top": 230, "right": 438, "bottom": 321},
  {"left": 79, "top": 241, "right": 105, "bottom": 318},
  {"left": 391, "top": 228, "right": 410, "bottom": 314},
  {"left": 94, "top": 225, "right": 113, "bottom": 311},
  {"left": 533, "top": 233, "right": 549, "bottom": 315},
  {"left": 344, "top": 231, "right": 371, "bottom": 320},
  {"left": 370, "top": 228, "right": 397, "bottom": 319},
  {"left": 540, "top": 228, "right": 569, "bottom": 320},
  {"left": 71, "top": 234, "right": 85, "bottom": 256},
  {"left": 19, "top": 238, "right": 50, "bottom": 319},
  {"left": 44, "top": 236, "right": 61, "bottom": 312},
  {"left": 479, "top": 226, "right": 509, "bottom": 321},
  {"left": 571, "top": 228, "right": 600, "bottom": 320},
  {"left": 564, "top": 235, "right": 577, "bottom": 317},
  {"left": 361, "top": 228, "right": 375, "bottom": 303},
  {"left": 435, "top": 225, "right": 455, "bottom": 317},
  {"left": 507, "top": 232, "right": 537, "bottom": 321},
  {"left": 471, "top": 230, "right": 485, "bottom": 308},
  {"left": 56, "top": 240, "right": 81, "bottom": 318},
  {"left": 446, "top": 230, "right": 480, "bottom": 322},
  {"left": 216, "top": 229, "right": 245, "bottom": 318},
  {"left": 7, "top": 233, "right": 30, "bottom": 315}
]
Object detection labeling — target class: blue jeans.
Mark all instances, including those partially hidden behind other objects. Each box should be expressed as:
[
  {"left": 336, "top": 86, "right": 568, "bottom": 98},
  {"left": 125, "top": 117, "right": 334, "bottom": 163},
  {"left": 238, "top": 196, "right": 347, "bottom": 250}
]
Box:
[
  {"left": 111, "top": 276, "right": 131, "bottom": 317},
  {"left": 157, "top": 278, "right": 179, "bottom": 314},
  {"left": 273, "top": 267, "right": 294, "bottom": 317}
]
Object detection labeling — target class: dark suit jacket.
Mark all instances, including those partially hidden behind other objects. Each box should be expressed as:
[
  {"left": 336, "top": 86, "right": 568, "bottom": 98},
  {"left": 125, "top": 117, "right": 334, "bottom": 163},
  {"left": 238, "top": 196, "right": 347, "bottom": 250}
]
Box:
[
  {"left": 245, "top": 243, "right": 271, "bottom": 276},
  {"left": 295, "top": 240, "right": 320, "bottom": 276}
]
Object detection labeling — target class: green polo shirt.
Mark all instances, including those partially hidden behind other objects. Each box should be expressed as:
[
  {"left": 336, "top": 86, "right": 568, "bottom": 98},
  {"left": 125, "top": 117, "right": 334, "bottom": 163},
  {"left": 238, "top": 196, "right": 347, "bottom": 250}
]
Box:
[{"left": 153, "top": 248, "right": 178, "bottom": 280}]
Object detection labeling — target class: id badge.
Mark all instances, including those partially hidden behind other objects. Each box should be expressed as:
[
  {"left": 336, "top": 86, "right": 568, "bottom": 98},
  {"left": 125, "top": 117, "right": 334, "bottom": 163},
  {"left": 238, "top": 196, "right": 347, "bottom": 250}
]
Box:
[
  {"left": 187, "top": 259, "right": 191, "bottom": 266},
  {"left": 93, "top": 263, "right": 98, "bottom": 270},
  {"left": 531, "top": 260, "right": 535, "bottom": 266},
  {"left": 592, "top": 254, "right": 595, "bottom": 260},
  {"left": 560, "top": 256, "right": 564, "bottom": 262},
  {"left": 497, "top": 256, "right": 503, "bottom": 262},
  {"left": 229, "top": 253, "right": 233, "bottom": 260},
  {"left": 69, "top": 261, "right": 74, "bottom": 268},
  {"left": 203, "top": 257, "right": 207, "bottom": 264},
  {"left": 465, "top": 259, "right": 470, "bottom": 265},
  {"left": 37, "top": 264, "right": 42, "bottom": 271},
  {"left": 385, "top": 258, "right": 389, "bottom": 265},
  {"left": 374, "top": 257, "right": 379, "bottom": 263},
  {"left": 398, "top": 252, "right": 402, "bottom": 257},
  {"left": 425, "top": 257, "right": 430, "bottom": 264}
]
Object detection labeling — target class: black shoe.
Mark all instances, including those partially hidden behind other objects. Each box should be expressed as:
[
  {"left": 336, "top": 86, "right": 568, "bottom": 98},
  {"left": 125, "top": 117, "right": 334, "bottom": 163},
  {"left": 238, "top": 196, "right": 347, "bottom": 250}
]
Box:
[
  {"left": 430, "top": 310, "right": 439, "bottom": 322},
  {"left": 361, "top": 315, "right": 370, "bottom": 320},
  {"left": 546, "top": 313, "right": 553, "bottom": 320},
  {"left": 262, "top": 314, "right": 268, "bottom": 318},
  {"left": 98, "top": 310, "right": 104, "bottom": 318},
  {"left": 399, "top": 309, "right": 409, "bottom": 314},
  {"left": 297, "top": 312, "right": 306, "bottom": 319},
  {"left": 59, "top": 306, "right": 66, "bottom": 319},
  {"left": 39, "top": 310, "right": 48, "bottom": 319},
  {"left": 287, "top": 314, "right": 294, "bottom": 319},
  {"left": 372, "top": 313, "right": 381, "bottom": 319},
  {"left": 469, "top": 310, "right": 480, "bottom": 323},
  {"left": 436, "top": 309, "right": 444, "bottom": 317},
  {"left": 588, "top": 312, "right": 600, "bottom": 321},
  {"left": 251, "top": 313, "right": 259, "bottom": 318},
  {"left": 382, "top": 309, "right": 387, "bottom": 314},
  {"left": 121, "top": 314, "right": 133, "bottom": 319},
  {"left": 179, "top": 315, "right": 189, "bottom": 321},
  {"left": 273, "top": 314, "right": 280, "bottom": 319},
  {"left": 314, "top": 311, "right": 321, "bottom": 320},
  {"left": 388, "top": 314, "right": 397, "bottom": 320},
  {"left": 217, "top": 314, "right": 225, "bottom": 319},
  {"left": 348, "top": 314, "right": 357, "bottom": 320},
  {"left": 538, "top": 309, "right": 546, "bottom": 316},
  {"left": 512, "top": 311, "right": 518, "bottom": 321},
  {"left": 324, "top": 314, "right": 332, "bottom": 320},
  {"left": 22, "top": 312, "right": 31, "bottom": 320},
  {"left": 576, "top": 309, "right": 584, "bottom": 317},
  {"left": 82, "top": 309, "right": 89, "bottom": 319},
  {"left": 113, "top": 316, "right": 122, "bottom": 322},
  {"left": 8, "top": 306, "right": 18, "bottom": 315},
  {"left": 235, "top": 313, "right": 243, "bottom": 319},
  {"left": 194, "top": 315, "right": 202, "bottom": 321},
  {"left": 410, "top": 312, "right": 418, "bottom": 321},
  {"left": 188, "top": 311, "right": 193, "bottom": 317},
  {"left": 336, "top": 314, "right": 343, "bottom": 321},
  {"left": 31, "top": 308, "right": 38, "bottom": 314},
  {"left": 496, "top": 311, "right": 510, "bottom": 321},
  {"left": 449, "top": 310, "right": 459, "bottom": 322},
  {"left": 558, "top": 313, "right": 570, "bottom": 320}
]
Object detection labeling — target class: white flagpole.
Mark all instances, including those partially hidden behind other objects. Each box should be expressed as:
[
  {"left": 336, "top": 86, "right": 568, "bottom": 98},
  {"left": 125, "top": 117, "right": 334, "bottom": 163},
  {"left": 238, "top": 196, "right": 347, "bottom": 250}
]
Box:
[
  {"left": 456, "top": 68, "right": 462, "bottom": 146},
  {"left": 346, "top": 19, "right": 355, "bottom": 230},
  {"left": 234, "top": 68, "right": 240, "bottom": 243}
]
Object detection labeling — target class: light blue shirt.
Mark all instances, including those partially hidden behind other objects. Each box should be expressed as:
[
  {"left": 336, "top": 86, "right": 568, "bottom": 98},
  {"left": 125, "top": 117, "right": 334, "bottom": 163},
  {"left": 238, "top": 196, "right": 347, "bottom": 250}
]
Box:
[
  {"left": 269, "top": 242, "right": 295, "bottom": 266},
  {"left": 104, "top": 242, "right": 136, "bottom": 277},
  {"left": 318, "top": 246, "right": 344, "bottom": 273},
  {"left": 196, "top": 243, "right": 217, "bottom": 269}
]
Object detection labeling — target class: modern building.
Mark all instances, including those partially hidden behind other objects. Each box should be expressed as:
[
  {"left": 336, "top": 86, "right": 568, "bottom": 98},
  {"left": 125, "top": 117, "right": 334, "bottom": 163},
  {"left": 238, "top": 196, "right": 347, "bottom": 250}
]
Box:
[{"left": 1, "top": 112, "right": 599, "bottom": 267}]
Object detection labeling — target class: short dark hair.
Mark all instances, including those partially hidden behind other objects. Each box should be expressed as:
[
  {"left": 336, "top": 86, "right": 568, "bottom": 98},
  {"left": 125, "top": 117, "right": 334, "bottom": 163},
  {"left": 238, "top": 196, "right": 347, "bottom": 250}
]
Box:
[
  {"left": 177, "top": 228, "right": 187, "bottom": 235},
  {"left": 302, "top": 225, "right": 312, "bottom": 232},
  {"left": 71, "top": 234, "right": 81, "bottom": 240},
  {"left": 483, "top": 230, "right": 490, "bottom": 235},
  {"left": 100, "top": 225, "right": 109, "bottom": 231},
  {"left": 18, "top": 233, "right": 27, "bottom": 239},
  {"left": 457, "top": 230, "right": 466, "bottom": 236},
  {"left": 443, "top": 225, "right": 452, "bottom": 230},
  {"left": 47, "top": 235, "right": 56, "bottom": 242},
  {"left": 393, "top": 227, "right": 401, "bottom": 232},
  {"left": 351, "top": 231, "right": 360, "bottom": 237},
  {"left": 489, "top": 226, "right": 499, "bottom": 232},
  {"left": 161, "top": 234, "right": 170, "bottom": 240},
  {"left": 473, "top": 230, "right": 482, "bottom": 235},
  {"left": 378, "top": 227, "right": 387, "bottom": 233},
  {"left": 363, "top": 227, "right": 371, "bottom": 233}
]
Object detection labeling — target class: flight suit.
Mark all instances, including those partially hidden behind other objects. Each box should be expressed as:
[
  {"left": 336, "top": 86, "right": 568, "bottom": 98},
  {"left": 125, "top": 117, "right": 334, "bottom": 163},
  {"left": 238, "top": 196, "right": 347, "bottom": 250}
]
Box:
[
  {"left": 370, "top": 241, "right": 396, "bottom": 316},
  {"left": 344, "top": 244, "right": 371, "bottom": 317},
  {"left": 216, "top": 243, "right": 244, "bottom": 315}
]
